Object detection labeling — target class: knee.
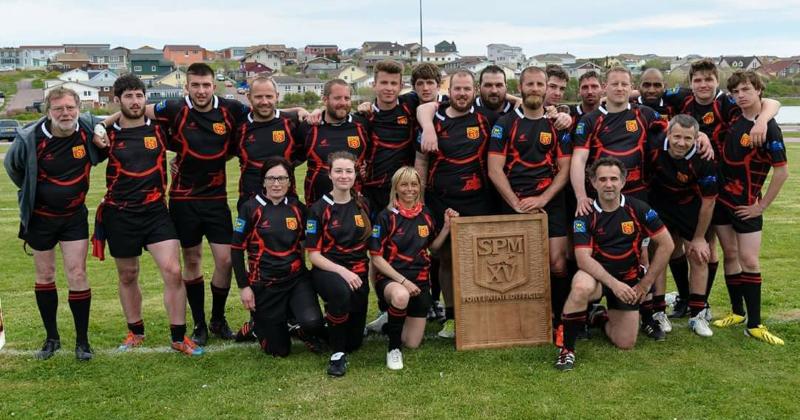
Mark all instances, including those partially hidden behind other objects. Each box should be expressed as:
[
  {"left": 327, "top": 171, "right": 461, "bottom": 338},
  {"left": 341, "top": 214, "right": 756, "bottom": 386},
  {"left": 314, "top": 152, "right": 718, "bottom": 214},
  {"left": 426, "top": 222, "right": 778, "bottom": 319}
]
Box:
[
  {"left": 36, "top": 269, "right": 56, "bottom": 284},
  {"left": 162, "top": 262, "right": 182, "bottom": 285},
  {"left": 216, "top": 254, "right": 232, "bottom": 270},
  {"left": 66, "top": 263, "right": 87, "bottom": 283},
  {"left": 739, "top": 255, "right": 760, "bottom": 272},
  {"left": 612, "top": 334, "right": 637, "bottom": 350},
  {"left": 550, "top": 257, "right": 567, "bottom": 277},
  {"left": 569, "top": 273, "right": 595, "bottom": 301},
  {"left": 118, "top": 266, "right": 139, "bottom": 285},
  {"left": 404, "top": 338, "right": 422, "bottom": 349},
  {"left": 390, "top": 289, "right": 410, "bottom": 309},
  {"left": 298, "top": 314, "right": 324, "bottom": 332}
]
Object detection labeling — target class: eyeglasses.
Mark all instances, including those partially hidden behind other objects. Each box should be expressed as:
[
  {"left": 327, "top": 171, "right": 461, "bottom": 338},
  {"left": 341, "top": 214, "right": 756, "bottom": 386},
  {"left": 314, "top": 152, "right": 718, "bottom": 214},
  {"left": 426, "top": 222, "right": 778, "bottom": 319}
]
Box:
[
  {"left": 50, "top": 106, "right": 78, "bottom": 114},
  {"left": 264, "top": 176, "right": 290, "bottom": 184}
]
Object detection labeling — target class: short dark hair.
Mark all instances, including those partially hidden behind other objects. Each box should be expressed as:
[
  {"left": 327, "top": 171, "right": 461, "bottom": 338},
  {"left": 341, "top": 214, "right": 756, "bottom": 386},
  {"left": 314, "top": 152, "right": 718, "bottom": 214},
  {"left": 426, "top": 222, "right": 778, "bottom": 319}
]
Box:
[
  {"left": 726, "top": 70, "right": 764, "bottom": 94},
  {"left": 479, "top": 65, "right": 505, "bottom": 84},
  {"left": 519, "top": 66, "right": 545, "bottom": 85},
  {"left": 374, "top": 59, "right": 404, "bottom": 77},
  {"left": 578, "top": 70, "right": 602, "bottom": 85},
  {"left": 545, "top": 64, "right": 569, "bottom": 82},
  {"left": 588, "top": 157, "right": 627, "bottom": 180},
  {"left": 186, "top": 62, "right": 214, "bottom": 78},
  {"left": 689, "top": 59, "right": 718, "bottom": 81},
  {"left": 113, "top": 74, "right": 146, "bottom": 98},
  {"left": 450, "top": 69, "right": 475, "bottom": 85},
  {"left": 411, "top": 63, "right": 441, "bottom": 85},
  {"left": 259, "top": 157, "right": 294, "bottom": 187}
]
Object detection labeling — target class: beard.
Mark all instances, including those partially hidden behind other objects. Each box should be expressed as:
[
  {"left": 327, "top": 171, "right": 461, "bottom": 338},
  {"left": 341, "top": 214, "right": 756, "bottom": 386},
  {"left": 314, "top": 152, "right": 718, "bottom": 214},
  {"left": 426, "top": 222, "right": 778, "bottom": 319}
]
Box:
[
  {"left": 120, "top": 105, "right": 144, "bottom": 119},
  {"left": 523, "top": 93, "right": 543, "bottom": 110},
  {"left": 450, "top": 96, "right": 473, "bottom": 113}
]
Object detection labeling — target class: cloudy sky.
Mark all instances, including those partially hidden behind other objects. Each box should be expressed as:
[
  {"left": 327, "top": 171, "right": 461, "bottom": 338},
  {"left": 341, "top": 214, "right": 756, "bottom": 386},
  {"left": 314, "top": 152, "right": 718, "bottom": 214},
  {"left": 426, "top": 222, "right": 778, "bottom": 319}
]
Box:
[{"left": 3, "top": 0, "right": 800, "bottom": 57}]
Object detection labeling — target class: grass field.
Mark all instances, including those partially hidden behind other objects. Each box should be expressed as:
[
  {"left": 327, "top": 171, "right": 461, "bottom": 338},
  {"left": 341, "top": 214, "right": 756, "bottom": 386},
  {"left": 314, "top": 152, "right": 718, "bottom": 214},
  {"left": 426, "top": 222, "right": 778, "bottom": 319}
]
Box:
[{"left": 0, "top": 145, "right": 798, "bottom": 419}]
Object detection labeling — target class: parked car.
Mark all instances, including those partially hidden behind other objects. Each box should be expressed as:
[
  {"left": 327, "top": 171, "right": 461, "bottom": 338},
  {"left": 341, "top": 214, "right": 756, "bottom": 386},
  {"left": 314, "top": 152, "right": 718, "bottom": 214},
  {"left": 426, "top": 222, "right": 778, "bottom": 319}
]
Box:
[
  {"left": 224, "top": 81, "right": 233, "bottom": 87},
  {"left": 216, "top": 74, "right": 225, "bottom": 81},
  {"left": 236, "top": 87, "right": 247, "bottom": 94},
  {"left": 0, "top": 119, "right": 21, "bottom": 141},
  {"left": 25, "top": 101, "right": 42, "bottom": 113},
  {"left": 224, "top": 94, "right": 235, "bottom": 100}
]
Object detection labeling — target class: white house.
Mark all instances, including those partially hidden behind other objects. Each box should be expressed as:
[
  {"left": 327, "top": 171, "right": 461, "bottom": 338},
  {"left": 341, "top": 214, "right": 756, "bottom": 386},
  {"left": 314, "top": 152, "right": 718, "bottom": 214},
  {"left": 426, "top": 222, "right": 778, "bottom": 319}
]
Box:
[
  {"left": 487, "top": 44, "right": 525, "bottom": 69},
  {"left": 44, "top": 81, "right": 100, "bottom": 105},
  {"left": 58, "top": 68, "right": 90, "bottom": 83},
  {"left": 272, "top": 76, "right": 325, "bottom": 96},
  {"left": 420, "top": 52, "right": 461, "bottom": 65},
  {"left": 19, "top": 45, "right": 64, "bottom": 69},
  {"left": 242, "top": 48, "right": 283, "bottom": 72}
]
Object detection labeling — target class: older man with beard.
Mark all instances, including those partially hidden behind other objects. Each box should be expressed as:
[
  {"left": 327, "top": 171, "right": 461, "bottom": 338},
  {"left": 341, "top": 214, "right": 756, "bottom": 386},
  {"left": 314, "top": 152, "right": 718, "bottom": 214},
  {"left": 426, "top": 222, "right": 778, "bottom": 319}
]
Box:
[{"left": 487, "top": 66, "right": 573, "bottom": 345}]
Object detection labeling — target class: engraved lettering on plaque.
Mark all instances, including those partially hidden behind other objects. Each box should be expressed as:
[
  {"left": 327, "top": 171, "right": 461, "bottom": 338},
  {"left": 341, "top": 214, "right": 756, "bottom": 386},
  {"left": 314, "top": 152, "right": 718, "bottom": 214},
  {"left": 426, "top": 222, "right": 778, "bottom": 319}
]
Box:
[{"left": 474, "top": 234, "right": 528, "bottom": 293}]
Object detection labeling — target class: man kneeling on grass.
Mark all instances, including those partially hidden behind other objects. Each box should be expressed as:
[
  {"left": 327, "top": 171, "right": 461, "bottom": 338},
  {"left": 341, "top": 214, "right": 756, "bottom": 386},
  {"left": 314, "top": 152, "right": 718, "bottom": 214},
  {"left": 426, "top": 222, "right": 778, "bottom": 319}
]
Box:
[{"left": 555, "top": 157, "right": 674, "bottom": 371}]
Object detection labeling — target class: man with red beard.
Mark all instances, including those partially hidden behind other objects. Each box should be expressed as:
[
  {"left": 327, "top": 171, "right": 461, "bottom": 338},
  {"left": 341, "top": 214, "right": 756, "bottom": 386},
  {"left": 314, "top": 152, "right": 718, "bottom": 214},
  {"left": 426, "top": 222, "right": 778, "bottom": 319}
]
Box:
[
  {"left": 92, "top": 74, "right": 202, "bottom": 356},
  {"left": 487, "top": 66, "right": 572, "bottom": 341}
]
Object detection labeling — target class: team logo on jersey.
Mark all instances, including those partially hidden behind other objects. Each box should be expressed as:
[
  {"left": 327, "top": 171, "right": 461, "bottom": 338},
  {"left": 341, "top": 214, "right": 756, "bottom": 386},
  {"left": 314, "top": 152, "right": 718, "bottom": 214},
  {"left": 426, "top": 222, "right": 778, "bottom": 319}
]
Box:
[
  {"left": 354, "top": 214, "right": 365, "bottom": 227},
  {"left": 347, "top": 136, "right": 360, "bottom": 148},
  {"left": 233, "top": 218, "right": 246, "bottom": 233},
  {"left": 306, "top": 220, "right": 317, "bottom": 234},
  {"left": 143, "top": 136, "right": 158, "bottom": 150},
  {"left": 72, "top": 145, "right": 86, "bottom": 159},
  {"left": 645, "top": 209, "right": 658, "bottom": 222},
  {"left": 213, "top": 123, "right": 227, "bottom": 135},
  {"left": 273, "top": 130, "right": 286, "bottom": 143},
  {"left": 491, "top": 125, "right": 503, "bottom": 139},
  {"left": 397, "top": 115, "right": 408, "bottom": 125},
  {"left": 573, "top": 220, "right": 587, "bottom": 233},
  {"left": 285, "top": 217, "right": 298, "bottom": 230},
  {"left": 372, "top": 225, "right": 381, "bottom": 238},
  {"left": 466, "top": 126, "right": 480, "bottom": 140},
  {"left": 740, "top": 133, "right": 751, "bottom": 147},
  {"left": 418, "top": 225, "right": 429, "bottom": 238},
  {"left": 702, "top": 112, "right": 714, "bottom": 125},
  {"left": 676, "top": 172, "right": 689, "bottom": 183},
  {"left": 625, "top": 120, "right": 638, "bottom": 132},
  {"left": 621, "top": 221, "right": 635, "bottom": 235},
  {"left": 539, "top": 132, "right": 552, "bottom": 145}
]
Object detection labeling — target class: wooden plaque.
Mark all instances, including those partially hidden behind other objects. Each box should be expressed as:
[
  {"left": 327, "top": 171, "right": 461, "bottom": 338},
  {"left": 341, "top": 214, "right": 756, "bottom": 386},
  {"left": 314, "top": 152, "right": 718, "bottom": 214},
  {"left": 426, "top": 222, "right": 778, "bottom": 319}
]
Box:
[{"left": 451, "top": 214, "right": 551, "bottom": 350}]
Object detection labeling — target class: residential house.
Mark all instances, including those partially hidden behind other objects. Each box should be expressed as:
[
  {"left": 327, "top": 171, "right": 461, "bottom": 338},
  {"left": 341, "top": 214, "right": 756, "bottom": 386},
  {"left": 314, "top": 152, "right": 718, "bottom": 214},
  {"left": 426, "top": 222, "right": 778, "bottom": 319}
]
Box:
[
  {"left": 361, "top": 42, "right": 411, "bottom": 66},
  {"left": 220, "top": 46, "right": 248, "bottom": 60},
  {"left": 52, "top": 52, "right": 91, "bottom": 70},
  {"left": 757, "top": 59, "right": 800, "bottom": 78},
  {"left": 420, "top": 52, "right": 461, "bottom": 65},
  {"left": 241, "top": 62, "right": 273, "bottom": 78},
  {"left": 304, "top": 45, "right": 339, "bottom": 59},
  {"left": 669, "top": 54, "right": 703, "bottom": 71},
  {"left": 341, "top": 48, "right": 361, "bottom": 59},
  {"left": 334, "top": 65, "right": 368, "bottom": 84},
  {"left": 718, "top": 56, "right": 761, "bottom": 71},
  {"left": 242, "top": 47, "right": 283, "bottom": 71},
  {"left": 146, "top": 87, "right": 184, "bottom": 103},
  {"left": 487, "top": 44, "right": 525, "bottom": 70},
  {"left": 404, "top": 43, "right": 428, "bottom": 59},
  {"left": 0, "top": 47, "right": 21, "bottom": 69},
  {"left": 58, "top": 68, "right": 90, "bottom": 83},
  {"left": 85, "top": 69, "right": 118, "bottom": 104},
  {"left": 19, "top": 45, "right": 64, "bottom": 68},
  {"left": 527, "top": 53, "right": 577, "bottom": 68},
  {"left": 63, "top": 43, "right": 110, "bottom": 53},
  {"left": 162, "top": 45, "right": 206, "bottom": 66},
  {"left": 302, "top": 57, "right": 350, "bottom": 76},
  {"left": 76, "top": 47, "right": 129, "bottom": 72},
  {"left": 563, "top": 61, "right": 603, "bottom": 79},
  {"left": 44, "top": 81, "right": 100, "bottom": 106},
  {"left": 444, "top": 56, "right": 490, "bottom": 73},
  {"left": 272, "top": 76, "right": 325, "bottom": 96},
  {"left": 435, "top": 41, "right": 457, "bottom": 53},
  {"left": 129, "top": 48, "right": 174, "bottom": 80},
  {"left": 151, "top": 69, "right": 187, "bottom": 88}
]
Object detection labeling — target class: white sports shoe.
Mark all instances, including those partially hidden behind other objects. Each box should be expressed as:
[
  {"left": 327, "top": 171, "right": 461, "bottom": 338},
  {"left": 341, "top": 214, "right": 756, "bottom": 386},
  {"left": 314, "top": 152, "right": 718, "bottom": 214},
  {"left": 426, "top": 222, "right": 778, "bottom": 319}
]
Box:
[
  {"left": 386, "top": 348, "right": 404, "bottom": 370},
  {"left": 652, "top": 311, "right": 672, "bottom": 333},
  {"left": 701, "top": 305, "right": 713, "bottom": 322},
  {"left": 364, "top": 311, "right": 388, "bottom": 335},
  {"left": 665, "top": 292, "right": 678, "bottom": 307},
  {"left": 689, "top": 315, "right": 713, "bottom": 337}
]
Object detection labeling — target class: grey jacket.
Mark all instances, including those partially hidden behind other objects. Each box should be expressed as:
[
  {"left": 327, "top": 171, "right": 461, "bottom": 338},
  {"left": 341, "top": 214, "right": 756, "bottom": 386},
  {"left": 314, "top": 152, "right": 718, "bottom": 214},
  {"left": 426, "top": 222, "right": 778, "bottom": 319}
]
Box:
[{"left": 4, "top": 113, "right": 103, "bottom": 234}]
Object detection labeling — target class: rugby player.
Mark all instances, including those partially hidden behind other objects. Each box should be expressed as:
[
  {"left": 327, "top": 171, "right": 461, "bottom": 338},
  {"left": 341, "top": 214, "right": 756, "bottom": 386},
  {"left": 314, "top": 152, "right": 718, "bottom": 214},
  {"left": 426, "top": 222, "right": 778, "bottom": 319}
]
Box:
[
  {"left": 711, "top": 71, "right": 789, "bottom": 345},
  {"left": 556, "top": 157, "right": 674, "bottom": 371},
  {"left": 92, "top": 74, "right": 202, "bottom": 355},
  {"left": 5, "top": 87, "right": 102, "bottom": 360},
  {"left": 646, "top": 114, "right": 717, "bottom": 337},
  {"left": 487, "top": 66, "right": 572, "bottom": 341}
]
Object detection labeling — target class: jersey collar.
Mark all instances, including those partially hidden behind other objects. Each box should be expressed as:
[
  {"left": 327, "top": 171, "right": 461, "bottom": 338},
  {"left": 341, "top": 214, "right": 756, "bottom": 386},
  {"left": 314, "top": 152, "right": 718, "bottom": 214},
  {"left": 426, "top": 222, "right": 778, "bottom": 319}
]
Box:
[
  {"left": 185, "top": 95, "right": 219, "bottom": 110},
  {"left": 320, "top": 112, "right": 353, "bottom": 126},
  {"left": 255, "top": 194, "right": 288, "bottom": 206},
  {"left": 41, "top": 120, "right": 79, "bottom": 139},
  {"left": 322, "top": 194, "right": 335, "bottom": 205},
  {"left": 475, "top": 96, "right": 511, "bottom": 113},
  {"left": 372, "top": 99, "right": 399, "bottom": 113},
  {"left": 662, "top": 137, "right": 697, "bottom": 160},
  {"left": 514, "top": 107, "right": 544, "bottom": 120},
  {"left": 247, "top": 109, "right": 280, "bottom": 123},
  {"left": 436, "top": 105, "right": 474, "bottom": 121},
  {"left": 112, "top": 117, "right": 151, "bottom": 131},
  {"left": 592, "top": 194, "right": 626, "bottom": 213},
  {"left": 638, "top": 96, "right": 664, "bottom": 107},
  {"left": 599, "top": 102, "right": 631, "bottom": 115}
]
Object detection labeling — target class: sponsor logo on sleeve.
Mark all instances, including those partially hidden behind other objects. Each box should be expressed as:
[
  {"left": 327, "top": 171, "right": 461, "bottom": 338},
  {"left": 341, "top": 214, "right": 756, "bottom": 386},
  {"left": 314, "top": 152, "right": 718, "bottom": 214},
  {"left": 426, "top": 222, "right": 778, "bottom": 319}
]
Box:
[
  {"left": 645, "top": 208, "right": 658, "bottom": 222},
  {"left": 573, "top": 220, "right": 587, "bottom": 233},
  {"left": 155, "top": 101, "right": 166, "bottom": 112},
  {"left": 306, "top": 219, "right": 317, "bottom": 234},
  {"left": 233, "top": 218, "right": 246, "bottom": 233},
  {"left": 575, "top": 122, "right": 586, "bottom": 136},
  {"left": 490, "top": 125, "right": 503, "bottom": 139}
]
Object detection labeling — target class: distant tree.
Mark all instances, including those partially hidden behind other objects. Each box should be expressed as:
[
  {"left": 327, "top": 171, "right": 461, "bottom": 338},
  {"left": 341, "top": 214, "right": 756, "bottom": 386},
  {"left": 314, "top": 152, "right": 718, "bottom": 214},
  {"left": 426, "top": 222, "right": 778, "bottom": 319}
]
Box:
[
  {"left": 506, "top": 79, "right": 519, "bottom": 94},
  {"left": 642, "top": 59, "right": 669, "bottom": 71},
  {"left": 280, "top": 93, "right": 304, "bottom": 106},
  {"left": 303, "top": 91, "right": 320, "bottom": 107},
  {"left": 318, "top": 72, "right": 329, "bottom": 80},
  {"left": 283, "top": 65, "right": 298, "bottom": 76},
  {"left": 356, "top": 86, "right": 375, "bottom": 102}
]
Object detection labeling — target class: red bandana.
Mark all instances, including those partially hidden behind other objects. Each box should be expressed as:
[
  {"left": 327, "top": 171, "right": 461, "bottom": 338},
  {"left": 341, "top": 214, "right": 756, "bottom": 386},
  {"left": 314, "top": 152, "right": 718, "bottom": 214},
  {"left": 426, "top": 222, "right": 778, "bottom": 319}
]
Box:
[{"left": 395, "top": 201, "right": 423, "bottom": 219}]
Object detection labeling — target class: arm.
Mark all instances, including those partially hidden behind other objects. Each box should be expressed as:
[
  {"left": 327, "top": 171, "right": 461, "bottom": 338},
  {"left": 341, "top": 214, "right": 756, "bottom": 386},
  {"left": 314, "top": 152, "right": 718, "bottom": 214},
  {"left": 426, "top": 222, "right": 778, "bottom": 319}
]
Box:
[
  {"left": 430, "top": 208, "right": 458, "bottom": 254},
  {"left": 280, "top": 106, "right": 309, "bottom": 122},
  {"left": 414, "top": 151, "right": 429, "bottom": 188},
  {"left": 308, "top": 251, "right": 362, "bottom": 290},
  {"left": 575, "top": 247, "right": 637, "bottom": 304},
  {"left": 505, "top": 93, "right": 522, "bottom": 109},
  {"left": 371, "top": 255, "right": 420, "bottom": 296},
  {"left": 3, "top": 134, "right": 26, "bottom": 188},
  {"left": 417, "top": 102, "right": 439, "bottom": 152},
  {"left": 231, "top": 248, "right": 255, "bottom": 311},
  {"left": 570, "top": 148, "right": 593, "bottom": 215},
  {"left": 487, "top": 154, "right": 519, "bottom": 211},
  {"left": 735, "top": 164, "right": 789, "bottom": 220},
  {"left": 638, "top": 227, "right": 674, "bottom": 295},
  {"left": 521, "top": 156, "right": 572, "bottom": 212},
  {"left": 749, "top": 98, "right": 781, "bottom": 147}
]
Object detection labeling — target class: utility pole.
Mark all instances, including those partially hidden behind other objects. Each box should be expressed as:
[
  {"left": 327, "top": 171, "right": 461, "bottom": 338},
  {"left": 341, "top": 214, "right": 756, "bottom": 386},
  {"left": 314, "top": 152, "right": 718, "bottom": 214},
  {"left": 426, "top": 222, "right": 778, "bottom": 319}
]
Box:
[{"left": 419, "top": 0, "right": 423, "bottom": 63}]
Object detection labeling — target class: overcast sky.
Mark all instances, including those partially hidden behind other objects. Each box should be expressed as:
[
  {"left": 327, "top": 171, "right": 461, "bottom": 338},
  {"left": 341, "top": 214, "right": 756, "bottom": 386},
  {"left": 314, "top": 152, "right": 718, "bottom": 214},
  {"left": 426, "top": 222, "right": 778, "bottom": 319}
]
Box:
[{"left": 2, "top": 0, "right": 800, "bottom": 57}]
